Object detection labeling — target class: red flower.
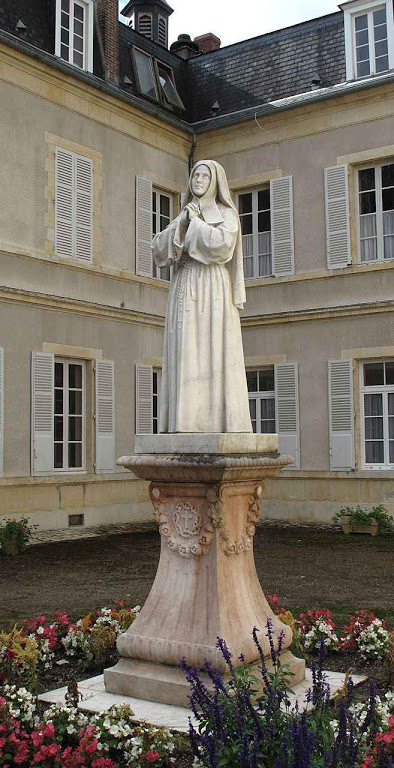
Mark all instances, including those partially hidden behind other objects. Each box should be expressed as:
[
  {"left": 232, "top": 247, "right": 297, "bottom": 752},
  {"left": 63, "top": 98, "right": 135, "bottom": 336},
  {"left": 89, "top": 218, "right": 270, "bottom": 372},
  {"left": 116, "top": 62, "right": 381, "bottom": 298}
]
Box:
[{"left": 145, "top": 749, "right": 160, "bottom": 762}]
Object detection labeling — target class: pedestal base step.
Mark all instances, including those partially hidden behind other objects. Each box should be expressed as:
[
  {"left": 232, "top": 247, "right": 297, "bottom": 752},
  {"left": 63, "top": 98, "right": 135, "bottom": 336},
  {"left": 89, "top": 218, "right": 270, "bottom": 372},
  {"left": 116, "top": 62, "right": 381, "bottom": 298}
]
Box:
[
  {"left": 134, "top": 432, "right": 278, "bottom": 455},
  {"left": 104, "top": 652, "right": 306, "bottom": 708}
]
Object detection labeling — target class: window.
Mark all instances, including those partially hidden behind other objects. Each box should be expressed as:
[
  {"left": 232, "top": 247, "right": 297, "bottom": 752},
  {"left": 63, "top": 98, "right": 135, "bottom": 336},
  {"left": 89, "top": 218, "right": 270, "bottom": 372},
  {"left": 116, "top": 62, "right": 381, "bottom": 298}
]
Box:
[
  {"left": 247, "top": 368, "right": 276, "bottom": 434},
  {"left": 54, "top": 359, "right": 85, "bottom": 471},
  {"left": 132, "top": 48, "right": 159, "bottom": 100},
  {"left": 343, "top": 0, "right": 394, "bottom": 80},
  {"left": 131, "top": 48, "right": 185, "bottom": 111},
  {"left": 55, "top": 147, "right": 93, "bottom": 262},
  {"left": 361, "top": 360, "right": 394, "bottom": 468},
  {"left": 156, "top": 63, "right": 185, "bottom": 110},
  {"left": 238, "top": 188, "right": 272, "bottom": 279},
  {"left": 152, "top": 369, "right": 161, "bottom": 434},
  {"left": 357, "top": 161, "right": 394, "bottom": 262},
  {"left": 55, "top": 0, "right": 93, "bottom": 72},
  {"left": 152, "top": 188, "right": 173, "bottom": 281}
]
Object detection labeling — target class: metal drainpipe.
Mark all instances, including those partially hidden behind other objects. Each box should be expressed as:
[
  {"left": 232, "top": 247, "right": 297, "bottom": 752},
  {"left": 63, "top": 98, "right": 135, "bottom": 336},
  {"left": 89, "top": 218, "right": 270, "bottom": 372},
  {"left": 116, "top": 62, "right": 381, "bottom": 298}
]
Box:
[{"left": 188, "top": 132, "right": 197, "bottom": 173}]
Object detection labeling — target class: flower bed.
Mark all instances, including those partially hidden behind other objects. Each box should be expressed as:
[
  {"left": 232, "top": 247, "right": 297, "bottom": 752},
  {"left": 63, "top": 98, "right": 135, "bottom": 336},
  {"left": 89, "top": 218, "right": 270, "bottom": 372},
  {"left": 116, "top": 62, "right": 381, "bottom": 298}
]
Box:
[{"left": 1, "top": 598, "right": 393, "bottom": 767}]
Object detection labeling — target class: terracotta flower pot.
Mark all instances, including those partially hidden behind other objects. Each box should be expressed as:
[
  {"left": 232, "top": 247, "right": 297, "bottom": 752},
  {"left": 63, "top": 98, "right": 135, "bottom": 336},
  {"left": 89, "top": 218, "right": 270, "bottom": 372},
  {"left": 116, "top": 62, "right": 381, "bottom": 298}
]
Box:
[{"left": 340, "top": 515, "right": 379, "bottom": 536}]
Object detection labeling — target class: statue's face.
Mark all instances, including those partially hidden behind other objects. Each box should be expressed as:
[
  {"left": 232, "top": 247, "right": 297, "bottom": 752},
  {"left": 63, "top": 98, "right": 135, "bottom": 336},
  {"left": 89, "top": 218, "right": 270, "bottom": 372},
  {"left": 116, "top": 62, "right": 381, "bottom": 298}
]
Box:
[{"left": 191, "top": 164, "right": 212, "bottom": 198}]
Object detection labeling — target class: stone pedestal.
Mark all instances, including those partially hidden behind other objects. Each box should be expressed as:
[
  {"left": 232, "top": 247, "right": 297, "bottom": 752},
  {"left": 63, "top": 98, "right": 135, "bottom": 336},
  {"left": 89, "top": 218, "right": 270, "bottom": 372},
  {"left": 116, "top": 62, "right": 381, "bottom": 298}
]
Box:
[{"left": 104, "top": 435, "right": 305, "bottom": 706}]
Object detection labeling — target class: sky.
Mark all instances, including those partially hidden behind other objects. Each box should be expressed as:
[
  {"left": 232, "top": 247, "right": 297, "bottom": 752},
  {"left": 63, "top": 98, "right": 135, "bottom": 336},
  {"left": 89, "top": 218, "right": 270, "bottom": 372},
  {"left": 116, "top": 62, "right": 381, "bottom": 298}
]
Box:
[{"left": 119, "top": 1, "right": 341, "bottom": 48}]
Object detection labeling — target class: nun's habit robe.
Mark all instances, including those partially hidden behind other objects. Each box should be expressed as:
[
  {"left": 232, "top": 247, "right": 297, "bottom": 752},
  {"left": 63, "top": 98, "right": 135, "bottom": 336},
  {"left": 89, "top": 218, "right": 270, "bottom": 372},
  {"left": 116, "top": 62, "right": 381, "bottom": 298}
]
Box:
[{"left": 152, "top": 161, "right": 252, "bottom": 434}]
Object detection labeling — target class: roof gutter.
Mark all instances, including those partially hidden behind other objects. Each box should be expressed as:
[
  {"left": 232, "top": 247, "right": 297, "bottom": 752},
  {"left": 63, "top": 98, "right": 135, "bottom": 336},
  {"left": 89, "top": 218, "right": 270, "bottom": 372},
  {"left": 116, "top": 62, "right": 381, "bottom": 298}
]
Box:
[
  {"left": 191, "top": 71, "right": 394, "bottom": 133},
  {"left": 0, "top": 28, "right": 193, "bottom": 135}
]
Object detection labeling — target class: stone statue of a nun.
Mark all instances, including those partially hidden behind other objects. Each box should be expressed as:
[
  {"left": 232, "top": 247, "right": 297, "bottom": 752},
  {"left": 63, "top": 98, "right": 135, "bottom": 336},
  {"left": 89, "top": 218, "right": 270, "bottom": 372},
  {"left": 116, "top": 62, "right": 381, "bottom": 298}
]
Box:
[{"left": 152, "top": 160, "right": 252, "bottom": 434}]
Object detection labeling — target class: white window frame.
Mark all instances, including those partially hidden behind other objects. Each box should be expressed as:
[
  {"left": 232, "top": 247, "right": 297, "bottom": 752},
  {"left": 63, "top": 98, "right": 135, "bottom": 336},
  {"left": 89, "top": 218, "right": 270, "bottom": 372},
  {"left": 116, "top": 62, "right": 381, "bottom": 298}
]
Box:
[
  {"left": 55, "top": 0, "right": 94, "bottom": 73},
  {"left": 355, "top": 159, "right": 394, "bottom": 263},
  {"left": 54, "top": 357, "right": 86, "bottom": 474},
  {"left": 342, "top": 0, "right": 394, "bottom": 80},
  {"left": 152, "top": 187, "right": 174, "bottom": 282},
  {"left": 247, "top": 368, "right": 276, "bottom": 434},
  {"left": 360, "top": 359, "right": 394, "bottom": 469},
  {"left": 237, "top": 186, "right": 272, "bottom": 280}
]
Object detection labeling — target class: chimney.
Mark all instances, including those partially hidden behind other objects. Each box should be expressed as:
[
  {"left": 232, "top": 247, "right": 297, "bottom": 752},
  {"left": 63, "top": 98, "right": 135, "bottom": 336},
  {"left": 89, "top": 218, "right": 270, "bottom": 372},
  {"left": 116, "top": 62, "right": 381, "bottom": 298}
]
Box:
[
  {"left": 97, "top": 0, "right": 119, "bottom": 84},
  {"left": 194, "top": 33, "right": 221, "bottom": 54},
  {"left": 170, "top": 33, "right": 200, "bottom": 60}
]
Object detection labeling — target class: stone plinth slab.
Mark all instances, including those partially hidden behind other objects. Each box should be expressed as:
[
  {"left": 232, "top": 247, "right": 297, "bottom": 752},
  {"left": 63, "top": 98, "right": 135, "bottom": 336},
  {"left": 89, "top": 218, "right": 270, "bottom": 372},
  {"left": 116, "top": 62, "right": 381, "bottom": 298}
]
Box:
[
  {"left": 40, "top": 670, "right": 367, "bottom": 733},
  {"left": 134, "top": 432, "right": 278, "bottom": 455}
]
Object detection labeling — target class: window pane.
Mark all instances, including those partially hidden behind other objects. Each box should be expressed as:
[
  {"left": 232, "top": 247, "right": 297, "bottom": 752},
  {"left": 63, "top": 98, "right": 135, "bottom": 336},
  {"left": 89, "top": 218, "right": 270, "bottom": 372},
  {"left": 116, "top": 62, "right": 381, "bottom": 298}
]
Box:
[
  {"left": 55, "top": 389, "right": 63, "bottom": 414},
  {"left": 61, "top": 27, "right": 69, "bottom": 44},
  {"left": 365, "top": 417, "right": 383, "bottom": 439},
  {"left": 247, "top": 371, "right": 258, "bottom": 392},
  {"left": 360, "top": 191, "right": 376, "bottom": 214},
  {"left": 355, "top": 14, "right": 368, "bottom": 31},
  {"left": 241, "top": 215, "right": 253, "bottom": 235},
  {"left": 375, "top": 39, "right": 388, "bottom": 57},
  {"left": 69, "top": 390, "right": 82, "bottom": 415},
  {"left": 258, "top": 211, "right": 271, "bottom": 232},
  {"left": 360, "top": 213, "right": 377, "bottom": 238},
  {"left": 261, "top": 398, "right": 275, "bottom": 419},
  {"left": 257, "top": 189, "right": 270, "bottom": 211},
  {"left": 357, "top": 60, "right": 370, "bottom": 77},
  {"left": 365, "top": 441, "right": 384, "bottom": 463},
  {"left": 364, "top": 364, "right": 384, "bottom": 387},
  {"left": 69, "top": 443, "right": 82, "bottom": 468},
  {"left": 74, "top": 3, "right": 84, "bottom": 21},
  {"left": 69, "top": 417, "right": 82, "bottom": 441},
  {"left": 356, "top": 44, "right": 370, "bottom": 62},
  {"left": 258, "top": 368, "right": 275, "bottom": 392},
  {"left": 258, "top": 232, "right": 271, "bottom": 255},
  {"left": 73, "top": 51, "right": 83, "bottom": 67},
  {"left": 359, "top": 168, "right": 375, "bottom": 191},
  {"left": 243, "top": 256, "right": 254, "bottom": 278},
  {"left": 160, "top": 195, "right": 170, "bottom": 217},
  {"left": 74, "top": 18, "right": 83, "bottom": 36},
  {"left": 376, "top": 55, "right": 389, "bottom": 72},
  {"left": 61, "top": 43, "right": 69, "bottom": 60},
  {"left": 54, "top": 443, "right": 63, "bottom": 469},
  {"left": 364, "top": 392, "right": 383, "bottom": 415},
  {"left": 386, "top": 364, "right": 394, "bottom": 386},
  {"left": 382, "top": 188, "right": 394, "bottom": 211},
  {"left": 374, "top": 8, "right": 387, "bottom": 25},
  {"left": 261, "top": 420, "right": 276, "bottom": 434},
  {"left": 54, "top": 416, "right": 63, "bottom": 441},
  {"left": 384, "top": 235, "right": 394, "bottom": 260},
  {"left": 69, "top": 364, "right": 82, "bottom": 389},
  {"left": 374, "top": 23, "right": 387, "bottom": 42},
  {"left": 388, "top": 391, "right": 394, "bottom": 413},
  {"left": 55, "top": 362, "right": 63, "bottom": 387},
  {"left": 249, "top": 399, "right": 257, "bottom": 419},
  {"left": 73, "top": 34, "right": 84, "bottom": 53},
  {"left": 61, "top": 0, "right": 70, "bottom": 10},
  {"left": 134, "top": 49, "right": 157, "bottom": 100},
  {"left": 389, "top": 441, "right": 394, "bottom": 463},
  {"left": 242, "top": 234, "right": 253, "bottom": 256},
  {"left": 361, "top": 238, "right": 377, "bottom": 261},
  {"left": 61, "top": 11, "right": 70, "bottom": 28},
  {"left": 239, "top": 193, "right": 252, "bottom": 214},
  {"left": 356, "top": 28, "right": 369, "bottom": 46},
  {"left": 259, "top": 253, "right": 272, "bottom": 277},
  {"left": 382, "top": 164, "right": 394, "bottom": 188},
  {"left": 157, "top": 66, "right": 184, "bottom": 109}
]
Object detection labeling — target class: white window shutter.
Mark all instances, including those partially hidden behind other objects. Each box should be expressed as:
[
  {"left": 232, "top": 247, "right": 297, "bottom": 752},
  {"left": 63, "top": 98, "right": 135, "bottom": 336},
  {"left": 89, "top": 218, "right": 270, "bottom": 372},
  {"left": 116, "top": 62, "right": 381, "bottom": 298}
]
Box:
[
  {"left": 95, "top": 360, "right": 115, "bottom": 474},
  {"left": 271, "top": 176, "right": 295, "bottom": 276},
  {"left": 75, "top": 154, "right": 93, "bottom": 263},
  {"left": 55, "top": 147, "right": 74, "bottom": 259},
  {"left": 0, "top": 348, "right": 4, "bottom": 477},
  {"left": 328, "top": 360, "right": 355, "bottom": 471},
  {"left": 31, "top": 352, "right": 54, "bottom": 476},
  {"left": 136, "top": 364, "right": 153, "bottom": 434},
  {"left": 324, "top": 165, "right": 351, "bottom": 269},
  {"left": 275, "top": 362, "right": 300, "bottom": 469},
  {"left": 136, "top": 176, "right": 153, "bottom": 277}
]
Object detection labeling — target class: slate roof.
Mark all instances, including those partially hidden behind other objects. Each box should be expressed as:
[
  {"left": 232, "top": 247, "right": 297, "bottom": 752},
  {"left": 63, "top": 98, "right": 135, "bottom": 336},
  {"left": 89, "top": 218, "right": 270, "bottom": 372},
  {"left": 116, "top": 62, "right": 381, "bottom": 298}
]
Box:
[{"left": 0, "top": 1, "right": 390, "bottom": 132}]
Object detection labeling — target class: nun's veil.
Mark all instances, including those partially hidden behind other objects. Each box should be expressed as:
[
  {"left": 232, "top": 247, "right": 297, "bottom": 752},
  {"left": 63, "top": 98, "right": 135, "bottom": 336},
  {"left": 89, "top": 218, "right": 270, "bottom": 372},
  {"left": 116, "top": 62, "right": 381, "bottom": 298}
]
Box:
[{"left": 182, "top": 160, "right": 246, "bottom": 310}]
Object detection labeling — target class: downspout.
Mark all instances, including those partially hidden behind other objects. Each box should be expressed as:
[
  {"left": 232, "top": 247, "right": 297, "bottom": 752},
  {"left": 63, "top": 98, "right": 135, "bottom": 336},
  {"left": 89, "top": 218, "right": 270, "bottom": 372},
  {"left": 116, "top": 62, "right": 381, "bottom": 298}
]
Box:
[{"left": 188, "top": 131, "right": 197, "bottom": 173}]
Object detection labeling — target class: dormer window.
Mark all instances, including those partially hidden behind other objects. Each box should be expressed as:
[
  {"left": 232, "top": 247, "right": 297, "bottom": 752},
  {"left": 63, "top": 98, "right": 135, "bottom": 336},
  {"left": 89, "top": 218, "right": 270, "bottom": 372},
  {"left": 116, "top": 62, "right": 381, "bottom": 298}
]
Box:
[
  {"left": 131, "top": 47, "right": 185, "bottom": 110},
  {"left": 55, "top": 0, "right": 93, "bottom": 72},
  {"left": 342, "top": 0, "right": 394, "bottom": 80}
]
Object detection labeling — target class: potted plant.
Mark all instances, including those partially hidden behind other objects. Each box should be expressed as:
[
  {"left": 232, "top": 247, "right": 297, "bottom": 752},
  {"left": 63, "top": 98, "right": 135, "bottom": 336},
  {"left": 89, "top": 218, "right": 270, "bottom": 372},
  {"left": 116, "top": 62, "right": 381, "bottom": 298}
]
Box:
[
  {"left": 0, "top": 517, "right": 35, "bottom": 555},
  {"left": 333, "top": 504, "right": 394, "bottom": 536}
]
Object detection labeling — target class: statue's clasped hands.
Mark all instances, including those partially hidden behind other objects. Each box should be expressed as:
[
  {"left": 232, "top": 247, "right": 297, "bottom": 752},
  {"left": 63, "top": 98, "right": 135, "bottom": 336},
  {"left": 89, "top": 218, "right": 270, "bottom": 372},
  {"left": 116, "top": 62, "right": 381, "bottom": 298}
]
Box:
[{"left": 180, "top": 203, "right": 201, "bottom": 227}]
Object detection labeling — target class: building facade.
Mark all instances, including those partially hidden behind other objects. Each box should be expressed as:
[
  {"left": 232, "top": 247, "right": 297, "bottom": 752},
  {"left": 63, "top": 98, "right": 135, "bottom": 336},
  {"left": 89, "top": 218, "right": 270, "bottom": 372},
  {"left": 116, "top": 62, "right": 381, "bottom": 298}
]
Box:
[{"left": 1, "top": 0, "right": 394, "bottom": 529}]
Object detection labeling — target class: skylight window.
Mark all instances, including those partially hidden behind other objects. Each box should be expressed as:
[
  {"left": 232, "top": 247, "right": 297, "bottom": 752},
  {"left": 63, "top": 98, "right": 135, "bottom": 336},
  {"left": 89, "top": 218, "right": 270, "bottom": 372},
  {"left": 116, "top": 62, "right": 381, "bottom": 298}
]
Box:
[
  {"left": 156, "top": 63, "right": 185, "bottom": 110},
  {"left": 132, "top": 48, "right": 159, "bottom": 101}
]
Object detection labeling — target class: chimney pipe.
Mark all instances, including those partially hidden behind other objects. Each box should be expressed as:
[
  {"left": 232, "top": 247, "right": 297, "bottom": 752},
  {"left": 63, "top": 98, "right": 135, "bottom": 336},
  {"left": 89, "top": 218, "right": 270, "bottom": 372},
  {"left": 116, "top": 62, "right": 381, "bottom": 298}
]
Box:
[
  {"left": 96, "top": 0, "right": 119, "bottom": 84},
  {"left": 194, "top": 33, "right": 221, "bottom": 53}
]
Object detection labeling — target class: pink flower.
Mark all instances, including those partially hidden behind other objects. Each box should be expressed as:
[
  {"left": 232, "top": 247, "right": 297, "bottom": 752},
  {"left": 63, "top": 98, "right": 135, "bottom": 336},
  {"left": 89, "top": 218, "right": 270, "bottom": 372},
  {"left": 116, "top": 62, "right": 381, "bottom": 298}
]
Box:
[{"left": 145, "top": 749, "right": 161, "bottom": 762}]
